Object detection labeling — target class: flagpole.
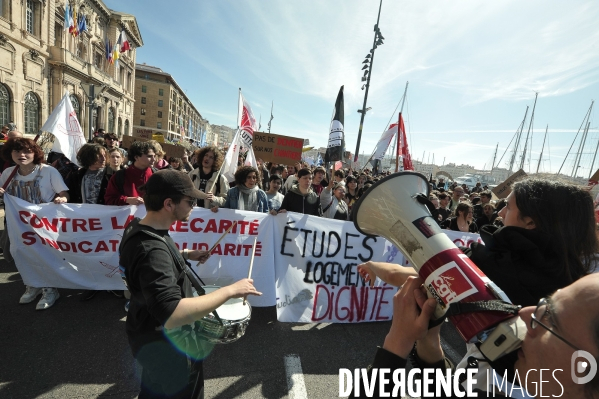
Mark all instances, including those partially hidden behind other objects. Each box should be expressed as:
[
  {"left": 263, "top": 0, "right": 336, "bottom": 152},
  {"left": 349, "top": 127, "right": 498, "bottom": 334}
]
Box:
[
  {"left": 394, "top": 82, "right": 409, "bottom": 172},
  {"left": 205, "top": 89, "right": 242, "bottom": 203},
  {"left": 354, "top": 0, "right": 384, "bottom": 163}
]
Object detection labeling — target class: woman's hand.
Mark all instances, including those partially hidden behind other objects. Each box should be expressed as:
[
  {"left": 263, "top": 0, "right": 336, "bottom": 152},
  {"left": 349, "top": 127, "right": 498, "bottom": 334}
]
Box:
[
  {"left": 357, "top": 261, "right": 378, "bottom": 287},
  {"left": 277, "top": 209, "right": 287, "bottom": 214},
  {"left": 53, "top": 196, "right": 68, "bottom": 204},
  {"left": 269, "top": 209, "right": 278, "bottom": 216},
  {"left": 205, "top": 192, "right": 214, "bottom": 201},
  {"left": 0, "top": 187, "right": 5, "bottom": 197},
  {"left": 211, "top": 206, "right": 219, "bottom": 213},
  {"left": 126, "top": 197, "right": 144, "bottom": 205},
  {"left": 357, "top": 261, "right": 418, "bottom": 287}
]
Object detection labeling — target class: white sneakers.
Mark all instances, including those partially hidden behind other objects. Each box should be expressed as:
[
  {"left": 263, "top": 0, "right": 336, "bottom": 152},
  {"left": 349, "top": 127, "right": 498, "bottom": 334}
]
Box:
[
  {"left": 36, "top": 288, "right": 60, "bottom": 310},
  {"left": 19, "top": 286, "right": 42, "bottom": 304},
  {"left": 19, "top": 286, "right": 60, "bottom": 310}
]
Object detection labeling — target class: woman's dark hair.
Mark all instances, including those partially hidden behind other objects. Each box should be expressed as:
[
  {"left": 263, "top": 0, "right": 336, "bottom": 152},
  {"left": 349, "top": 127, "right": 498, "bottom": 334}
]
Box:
[
  {"left": 128, "top": 141, "right": 157, "bottom": 163},
  {"left": 234, "top": 166, "right": 258, "bottom": 187},
  {"left": 193, "top": 146, "right": 223, "bottom": 171},
  {"left": 512, "top": 178, "right": 598, "bottom": 281},
  {"left": 169, "top": 157, "right": 184, "bottom": 171},
  {"left": 455, "top": 201, "right": 472, "bottom": 218},
  {"left": 77, "top": 144, "right": 106, "bottom": 169},
  {"left": 297, "top": 167, "right": 312, "bottom": 179},
  {"left": 269, "top": 174, "right": 282, "bottom": 183},
  {"left": 2, "top": 138, "right": 45, "bottom": 164},
  {"left": 346, "top": 175, "right": 357, "bottom": 184}
]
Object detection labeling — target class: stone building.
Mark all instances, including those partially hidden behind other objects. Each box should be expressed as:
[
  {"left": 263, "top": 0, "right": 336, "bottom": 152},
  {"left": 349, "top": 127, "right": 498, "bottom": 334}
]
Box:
[
  {"left": 0, "top": 0, "right": 143, "bottom": 138},
  {"left": 134, "top": 63, "right": 205, "bottom": 144}
]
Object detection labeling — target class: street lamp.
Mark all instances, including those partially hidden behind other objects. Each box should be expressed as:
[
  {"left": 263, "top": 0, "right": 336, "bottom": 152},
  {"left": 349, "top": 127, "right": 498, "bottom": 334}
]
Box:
[
  {"left": 354, "top": 0, "right": 384, "bottom": 163},
  {"left": 80, "top": 82, "right": 95, "bottom": 142}
]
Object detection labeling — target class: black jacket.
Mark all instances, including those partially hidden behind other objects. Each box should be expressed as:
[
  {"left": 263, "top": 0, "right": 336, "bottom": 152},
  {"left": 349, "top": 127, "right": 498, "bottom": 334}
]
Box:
[
  {"left": 463, "top": 225, "right": 572, "bottom": 307},
  {"left": 68, "top": 168, "right": 110, "bottom": 204},
  {"left": 280, "top": 185, "right": 320, "bottom": 216}
]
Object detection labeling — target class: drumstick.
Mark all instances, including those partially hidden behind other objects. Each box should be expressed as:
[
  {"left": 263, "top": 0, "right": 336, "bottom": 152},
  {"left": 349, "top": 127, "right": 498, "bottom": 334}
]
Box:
[
  {"left": 244, "top": 237, "right": 258, "bottom": 305},
  {"left": 196, "top": 220, "right": 238, "bottom": 266}
]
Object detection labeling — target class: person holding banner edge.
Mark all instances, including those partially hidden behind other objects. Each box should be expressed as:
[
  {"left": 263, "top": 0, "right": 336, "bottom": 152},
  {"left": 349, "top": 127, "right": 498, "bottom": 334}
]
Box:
[
  {"left": 0, "top": 138, "right": 69, "bottom": 310},
  {"left": 120, "top": 170, "right": 261, "bottom": 399}
]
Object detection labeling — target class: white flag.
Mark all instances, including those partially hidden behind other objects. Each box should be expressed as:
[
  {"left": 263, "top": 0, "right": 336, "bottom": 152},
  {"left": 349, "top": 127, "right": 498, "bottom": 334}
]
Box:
[
  {"left": 372, "top": 123, "right": 398, "bottom": 161},
  {"left": 222, "top": 129, "right": 258, "bottom": 183},
  {"left": 41, "top": 91, "right": 86, "bottom": 166},
  {"left": 237, "top": 92, "right": 258, "bottom": 147}
]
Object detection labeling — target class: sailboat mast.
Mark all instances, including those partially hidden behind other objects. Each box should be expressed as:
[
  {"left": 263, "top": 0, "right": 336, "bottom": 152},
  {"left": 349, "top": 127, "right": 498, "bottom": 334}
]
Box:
[
  {"left": 519, "top": 92, "right": 538, "bottom": 171},
  {"left": 589, "top": 131, "right": 599, "bottom": 179},
  {"left": 394, "top": 81, "right": 409, "bottom": 172},
  {"left": 536, "top": 125, "right": 548, "bottom": 174},
  {"left": 509, "top": 106, "right": 529, "bottom": 172},
  {"left": 573, "top": 121, "right": 591, "bottom": 177},
  {"left": 557, "top": 100, "right": 594, "bottom": 175},
  {"left": 491, "top": 143, "right": 498, "bottom": 170}
]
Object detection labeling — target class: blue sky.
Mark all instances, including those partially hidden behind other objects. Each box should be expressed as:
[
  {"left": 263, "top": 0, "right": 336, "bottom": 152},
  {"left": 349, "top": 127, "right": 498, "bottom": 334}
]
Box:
[{"left": 105, "top": 0, "right": 599, "bottom": 176}]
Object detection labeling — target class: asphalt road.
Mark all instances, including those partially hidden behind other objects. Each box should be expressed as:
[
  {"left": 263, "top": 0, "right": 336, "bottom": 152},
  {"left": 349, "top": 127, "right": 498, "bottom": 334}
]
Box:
[{"left": 0, "top": 213, "right": 466, "bottom": 399}]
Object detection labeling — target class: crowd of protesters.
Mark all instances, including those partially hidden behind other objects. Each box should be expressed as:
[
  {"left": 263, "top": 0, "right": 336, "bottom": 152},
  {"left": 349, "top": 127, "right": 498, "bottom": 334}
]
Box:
[{"left": 0, "top": 127, "right": 593, "bottom": 305}]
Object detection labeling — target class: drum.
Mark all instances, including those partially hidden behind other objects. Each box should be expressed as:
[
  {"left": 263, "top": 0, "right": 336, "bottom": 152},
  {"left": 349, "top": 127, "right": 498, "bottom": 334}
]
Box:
[{"left": 193, "top": 285, "right": 252, "bottom": 344}]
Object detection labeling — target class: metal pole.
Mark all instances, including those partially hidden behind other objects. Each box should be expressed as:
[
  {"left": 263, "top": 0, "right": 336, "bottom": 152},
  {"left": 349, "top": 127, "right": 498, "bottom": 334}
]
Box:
[
  {"left": 536, "top": 125, "right": 548, "bottom": 174},
  {"left": 87, "top": 85, "right": 95, "bottom": 142},
  {"left": 353, "top": 0, "right": 383, "bottom": 163}
]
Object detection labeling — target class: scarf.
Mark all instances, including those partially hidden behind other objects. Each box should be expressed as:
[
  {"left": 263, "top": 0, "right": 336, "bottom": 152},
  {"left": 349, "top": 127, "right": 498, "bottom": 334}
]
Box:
[{"left": 237, "top": 184, "right": 259, "bottom": 211}]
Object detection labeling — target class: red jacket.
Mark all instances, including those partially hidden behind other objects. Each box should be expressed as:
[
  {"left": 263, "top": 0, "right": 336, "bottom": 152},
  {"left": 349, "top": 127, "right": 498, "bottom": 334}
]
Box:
[{"left": 104, "top": 167, "right": 154, "bottom": 205}]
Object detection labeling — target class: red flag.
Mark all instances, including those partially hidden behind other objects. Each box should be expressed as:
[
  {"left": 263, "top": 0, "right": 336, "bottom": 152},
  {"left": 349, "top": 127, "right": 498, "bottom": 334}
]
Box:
[{"left": 397, "top": 113, "right": 413, "bottom": 171}]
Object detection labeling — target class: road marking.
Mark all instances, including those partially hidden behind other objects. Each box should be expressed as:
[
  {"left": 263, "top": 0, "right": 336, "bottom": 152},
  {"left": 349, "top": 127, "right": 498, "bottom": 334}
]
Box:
[{"left": 284, "top": 354, "right": 308, "bottom": 399}]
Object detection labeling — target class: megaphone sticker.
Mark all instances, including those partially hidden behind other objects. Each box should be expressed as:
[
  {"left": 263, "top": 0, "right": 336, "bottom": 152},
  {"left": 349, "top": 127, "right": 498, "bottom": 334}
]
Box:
[{"left": 425, "top": 261, "right": 478, "bottom": 306}]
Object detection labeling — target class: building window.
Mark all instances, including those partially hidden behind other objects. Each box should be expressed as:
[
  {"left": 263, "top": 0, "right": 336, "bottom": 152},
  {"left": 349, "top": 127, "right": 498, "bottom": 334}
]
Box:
[
  {"left": 54, "top": 23, "right": 62, "bottom": 47},
  {"left": 0, "top": 0, "right": 8, "bottom": 19},
  {"left": 140, "top": 108, "right": 146, "bottom": 115},
  {"left": 26, "top": 0, "right": 36, "bottom": 35},
  {"left": 119, "top": 66, "right": 125, "bottom": 85},
  {"left": 124, "top": 119, "right": 129, "bottom": 135},
  {"left": 159, "top": 89, "right": 163, "bottom": 96},
  {"left": 69, "top": 94, "right": 80, "bottom": 122},
  {"left": 108, "top": 108, "right": 115, "bottom": 132},
  {"left": 24, "top": 92, "right": 39, "bottom": 134},
  {"left": 94, "top": 52, "right": 103, "bottom": 69},
  {"left": 0, "top": 84, "right": 11, "bottom": 127},
  {"left": 118, "top": 118, "right": 122, "bottom": 136},
  {"left": 157, "top": 122, "right": 162, "bottom": 129},
  {"left": 127, "top": 72, "right": 132, "bottom": 92},
  {"left": 158, "top": 111, "right": 162, "bottom": 118},
  {"left": 141, "top": 97, "right": 146, "bottom": 104},
  {"left": 158, "top": 100, "right": 163, "bottom": 107},
  {"left": 140, "top": 119, "right": 145, "bottom": 126},
  {"left": 141, "top": 85, "right": 147, "bottom": 93}
]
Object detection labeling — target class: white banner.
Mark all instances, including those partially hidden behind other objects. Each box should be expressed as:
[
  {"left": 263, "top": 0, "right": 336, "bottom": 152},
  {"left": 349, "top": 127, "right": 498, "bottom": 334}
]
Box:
[
  {"left": 4, "top": 194, "right": 482, "bottom": 320},
  {"left": 4, "top": 195, "right": 276, "bottom": 307}
]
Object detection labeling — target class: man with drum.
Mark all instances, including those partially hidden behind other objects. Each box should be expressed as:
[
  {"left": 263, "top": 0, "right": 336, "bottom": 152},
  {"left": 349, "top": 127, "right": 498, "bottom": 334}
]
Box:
[{"left": 120, "top": 170, "right": 261, "bottom": 398}]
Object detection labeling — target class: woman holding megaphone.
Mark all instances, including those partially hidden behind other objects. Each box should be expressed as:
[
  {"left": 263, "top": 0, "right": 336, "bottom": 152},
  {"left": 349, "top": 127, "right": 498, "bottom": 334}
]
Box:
[{"left": 358, "top": 178, "right": 597, "bottom": 308}]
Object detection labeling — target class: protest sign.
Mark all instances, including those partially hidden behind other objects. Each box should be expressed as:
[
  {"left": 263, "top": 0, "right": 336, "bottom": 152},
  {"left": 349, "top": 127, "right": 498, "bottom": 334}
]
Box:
[
  {"left": 492, "top": 169, "right": 527, "bottom": 199},
  {"left": 121, "top": 135, "right": 185, "bottom": 158},
  {"left": 5, "top": 195, "right": 482, "bottom": 321},
  {"left": 272, "top": 212, "right": 483, "bottom": 323},
  {"left": 4, "top": 196, "right": 275, "bottom": 306},
  {"left": 252, "top": 132, "right": 303, "bottom": 164}
]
